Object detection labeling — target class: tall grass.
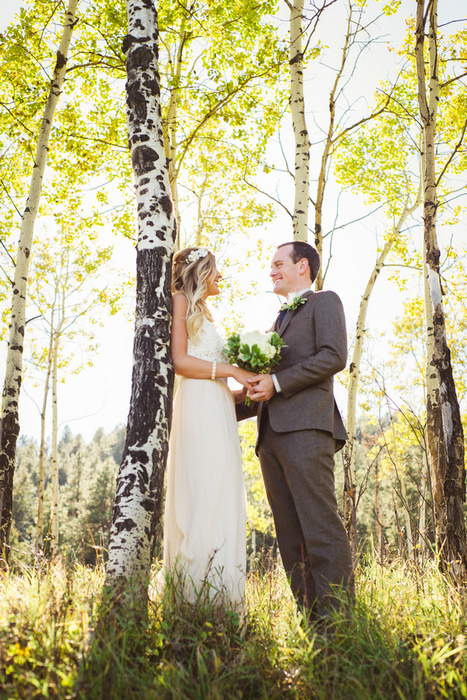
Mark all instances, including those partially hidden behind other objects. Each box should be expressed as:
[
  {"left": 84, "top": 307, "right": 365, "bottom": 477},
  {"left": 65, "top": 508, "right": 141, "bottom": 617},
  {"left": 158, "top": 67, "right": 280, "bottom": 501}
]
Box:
[{"left": 0, "top": 557, "right": 465, "bottom": 699}]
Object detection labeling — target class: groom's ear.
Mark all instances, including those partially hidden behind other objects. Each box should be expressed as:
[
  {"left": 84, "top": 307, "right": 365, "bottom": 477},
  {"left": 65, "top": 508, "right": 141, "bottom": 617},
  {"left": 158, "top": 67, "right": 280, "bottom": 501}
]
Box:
[{"left": 298, "top": 257, "right": 311, "bottom": 278}]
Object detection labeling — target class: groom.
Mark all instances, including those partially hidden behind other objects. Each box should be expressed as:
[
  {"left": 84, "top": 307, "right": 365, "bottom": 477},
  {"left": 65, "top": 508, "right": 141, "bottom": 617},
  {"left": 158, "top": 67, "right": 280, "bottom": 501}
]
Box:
[{"left": 238, "top": 241, "right": 353, "bottom": 622}]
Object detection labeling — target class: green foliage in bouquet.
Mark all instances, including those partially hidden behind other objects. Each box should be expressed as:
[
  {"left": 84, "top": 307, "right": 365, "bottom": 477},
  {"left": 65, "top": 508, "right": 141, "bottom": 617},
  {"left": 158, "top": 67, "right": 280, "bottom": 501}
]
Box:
[{"left": 225, "top": 331, "right": 286, "bottom": 373}]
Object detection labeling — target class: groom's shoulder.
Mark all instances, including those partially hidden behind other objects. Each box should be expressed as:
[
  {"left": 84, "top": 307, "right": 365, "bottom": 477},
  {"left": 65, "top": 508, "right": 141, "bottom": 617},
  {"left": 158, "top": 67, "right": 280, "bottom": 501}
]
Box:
[
  {"left": 308, "top": 290, "right": 345, "bottom": 321},
  {"left": 309, "top": 289, "right": 343, "bottom": 308}
]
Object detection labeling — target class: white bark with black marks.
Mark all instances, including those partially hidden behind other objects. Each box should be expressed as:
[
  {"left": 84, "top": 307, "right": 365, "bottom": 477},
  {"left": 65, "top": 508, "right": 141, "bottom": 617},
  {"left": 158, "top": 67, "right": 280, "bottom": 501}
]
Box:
[
  {"left": 162, "top": 26, "right": 186, "bottom": 248},
  {"left": 0, "top": 0, "right": 79, "bottom": 566},
  {"left": 416, "top": 0, "right": 467, "bottom": 578},
  {"left": 289, "top": 0, "right": 310, "bottom": 242},
  {"left": 106, "top": 0, "right": 177, "bottom": 590},
  {"left": 343, "top": 191, "right": 421, "bottom": 552},
  {"left": 36, "top": 326, "right": 53, "bottom": 559},
  {"left": 49, "top": 315, "right": 64, "bottom": 561}
]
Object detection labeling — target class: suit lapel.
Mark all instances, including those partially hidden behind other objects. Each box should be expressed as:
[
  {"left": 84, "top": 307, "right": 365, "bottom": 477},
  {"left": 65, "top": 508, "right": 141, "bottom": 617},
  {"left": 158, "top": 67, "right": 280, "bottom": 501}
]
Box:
[
  {"left": 277, "top": 290, "right": 314, "bottom": 336},
  {"left": 278, "top": 311, "right": 292, "bottom": 336}
]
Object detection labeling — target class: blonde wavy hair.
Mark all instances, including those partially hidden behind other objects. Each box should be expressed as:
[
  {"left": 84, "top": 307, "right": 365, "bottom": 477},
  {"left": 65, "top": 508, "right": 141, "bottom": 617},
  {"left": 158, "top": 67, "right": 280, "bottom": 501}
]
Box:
[{"left": 172, "top": 247, "right": 217, "bottom": 338}]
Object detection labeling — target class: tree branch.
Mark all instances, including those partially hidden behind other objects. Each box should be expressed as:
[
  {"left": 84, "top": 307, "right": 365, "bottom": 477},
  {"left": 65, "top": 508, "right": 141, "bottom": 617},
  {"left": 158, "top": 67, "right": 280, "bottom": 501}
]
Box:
[
  {"left": 435, "top": 117, "right": 467, "bottom": 187},
  {"left": 243, "top": 175, "right": 293, "bottom": 219},
  {"left": 440, "top": 71, "right": 467, "bottom": 90},
  {"left": 0, "top": 181, "right": 23, "bottom": 221}
]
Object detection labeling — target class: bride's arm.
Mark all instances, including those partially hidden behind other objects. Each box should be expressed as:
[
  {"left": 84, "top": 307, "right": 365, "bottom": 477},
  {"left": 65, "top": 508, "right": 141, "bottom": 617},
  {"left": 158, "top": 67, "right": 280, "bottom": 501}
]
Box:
[{"left": 172, "top": 293, "right": 254, "bottom": 387}]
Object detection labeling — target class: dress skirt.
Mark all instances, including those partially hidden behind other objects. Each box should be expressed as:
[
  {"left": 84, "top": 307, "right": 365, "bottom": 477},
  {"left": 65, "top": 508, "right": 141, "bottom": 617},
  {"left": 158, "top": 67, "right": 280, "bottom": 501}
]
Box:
[{"left": 162, "top": 376, "right": 246, "bottom": 605}]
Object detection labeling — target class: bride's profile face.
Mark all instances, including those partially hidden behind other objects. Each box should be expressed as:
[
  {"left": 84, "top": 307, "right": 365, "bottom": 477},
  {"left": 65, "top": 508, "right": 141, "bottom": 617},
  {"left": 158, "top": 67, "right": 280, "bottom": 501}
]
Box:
[{"left": 204, "top": 264, "right": 222, "bottom": 298}]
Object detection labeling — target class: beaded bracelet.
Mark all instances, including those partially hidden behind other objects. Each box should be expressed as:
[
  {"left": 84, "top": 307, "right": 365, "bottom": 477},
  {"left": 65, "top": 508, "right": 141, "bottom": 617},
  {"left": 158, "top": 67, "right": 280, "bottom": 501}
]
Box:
[{"left": 211, "top": 361, "right": 217, "bottom": 381}]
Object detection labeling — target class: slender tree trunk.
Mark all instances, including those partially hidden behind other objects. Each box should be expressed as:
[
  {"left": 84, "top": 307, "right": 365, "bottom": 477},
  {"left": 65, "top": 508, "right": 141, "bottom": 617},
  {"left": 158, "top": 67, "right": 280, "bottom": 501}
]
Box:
[
  {"left": 106, "top": 0, "right": 177, "bottom": 596},
  {"left": 392, "top": 490, "right": 404, "bottom": 559},
  {"left": 343, "top": 238, "right": 394, "bottom": 556},
  {"left": 49, "top": 280, "right": 66, "bottom": 561},
  {"left": 163, "top": 27, "right": 186, "bottom": 250},
  {"left": 314, "top": 6, "right": 354, "bottom": 290},
  {"left": 313, "top": 3, "right": 389, "bottom": 290},
  {"left": 418, "top": 457, "right": 428, "bottom": 561},
  {"left": 250, "top": 524, "right": 256, "bottom": 571},
  {"left": 343, "top": 194, "right": 421, "bottom": 553},
  {"left": 289, "top": 0, "right": 310, "bottom": 241},
  {"left": 390, "top": 411, "right": 414, "bottom": 561},
  {"left": 0, "top": 0, "right": 78, "bottom": 567},
  {"left": 35, "top": 316, "right": 54, "bottom": 559},
  {"left": 416, "top": 0, "right": 467, "bottom": 578},
  {"left": 399, "top": 468, "right": 414, "bottom": 561},
  {"left": 287, "top": 2, "right": 392, "bottom": 288},
  {"left": 49, "top": 327, "right": 61, "bottom": 560},
  {"left": 374, "top": 456, "right": 383, "bottom": 561}
]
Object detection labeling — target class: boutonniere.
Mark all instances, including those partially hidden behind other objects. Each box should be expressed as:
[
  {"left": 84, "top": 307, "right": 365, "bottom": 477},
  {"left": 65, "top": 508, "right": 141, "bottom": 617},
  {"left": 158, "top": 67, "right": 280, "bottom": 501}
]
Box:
[{"left": 281, "top": 292, "right": 307, "bottom": 314}]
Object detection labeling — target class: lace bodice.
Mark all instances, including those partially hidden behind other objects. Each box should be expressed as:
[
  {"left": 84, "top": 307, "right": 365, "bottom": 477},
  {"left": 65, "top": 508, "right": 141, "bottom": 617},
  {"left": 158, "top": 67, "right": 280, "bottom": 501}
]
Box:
[{"left": 187, "top": 318, "right": 226, "bottom": 363}]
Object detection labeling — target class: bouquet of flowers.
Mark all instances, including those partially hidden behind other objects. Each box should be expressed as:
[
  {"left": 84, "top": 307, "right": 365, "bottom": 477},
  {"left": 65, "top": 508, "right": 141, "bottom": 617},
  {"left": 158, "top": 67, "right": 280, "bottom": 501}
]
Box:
[{"left": 224, "top": 330, "right": 286, "bottom": 405}]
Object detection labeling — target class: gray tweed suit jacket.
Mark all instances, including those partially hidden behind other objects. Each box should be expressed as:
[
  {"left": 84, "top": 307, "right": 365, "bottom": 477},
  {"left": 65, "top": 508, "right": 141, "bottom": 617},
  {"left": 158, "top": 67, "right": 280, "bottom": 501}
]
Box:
[{"left": 237, "top": 289, "right": 348, "bottom": 450}]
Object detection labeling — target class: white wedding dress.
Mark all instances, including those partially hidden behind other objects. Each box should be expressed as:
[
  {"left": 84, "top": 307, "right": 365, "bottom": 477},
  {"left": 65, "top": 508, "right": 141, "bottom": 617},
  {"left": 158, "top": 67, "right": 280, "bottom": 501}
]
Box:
[{"left": 162, "top": 318, "right": 246, "bottom": 606}]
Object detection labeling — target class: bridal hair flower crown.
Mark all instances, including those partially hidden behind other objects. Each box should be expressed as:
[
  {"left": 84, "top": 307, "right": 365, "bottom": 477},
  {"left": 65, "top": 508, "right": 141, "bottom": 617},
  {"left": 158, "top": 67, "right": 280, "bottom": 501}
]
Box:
[{"left": 185, "top": 248, "right": 209, "bottom": 264}]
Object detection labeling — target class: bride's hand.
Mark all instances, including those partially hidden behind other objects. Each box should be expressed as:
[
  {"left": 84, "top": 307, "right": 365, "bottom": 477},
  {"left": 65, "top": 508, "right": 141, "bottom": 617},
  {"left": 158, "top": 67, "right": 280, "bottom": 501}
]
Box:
[
  {"left": 232, "top": 386, "right": 248, "bottom": 404},
  {"left": 231, "top": 366, "right": 256, "bottom": 388}
]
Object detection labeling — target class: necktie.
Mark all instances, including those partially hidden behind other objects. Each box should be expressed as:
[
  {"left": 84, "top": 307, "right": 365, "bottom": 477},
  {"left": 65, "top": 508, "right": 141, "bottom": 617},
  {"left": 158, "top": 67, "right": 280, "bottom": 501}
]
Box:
[{"left": 276, "top": 307, "right": 287, "bottom": 329}]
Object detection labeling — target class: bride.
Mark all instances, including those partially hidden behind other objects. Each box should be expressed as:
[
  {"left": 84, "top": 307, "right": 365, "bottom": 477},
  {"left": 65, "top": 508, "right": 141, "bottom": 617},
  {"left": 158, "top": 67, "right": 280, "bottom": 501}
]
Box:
[{"left": 161, "top": 246, "right": 255, "bottom": 606}]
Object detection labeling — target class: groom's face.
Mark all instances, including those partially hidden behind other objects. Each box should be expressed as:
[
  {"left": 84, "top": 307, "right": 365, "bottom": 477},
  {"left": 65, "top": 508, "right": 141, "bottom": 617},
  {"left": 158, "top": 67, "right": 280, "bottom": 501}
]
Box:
[{"left": 270, "top": 245, "right": 306, "bottom": 297}]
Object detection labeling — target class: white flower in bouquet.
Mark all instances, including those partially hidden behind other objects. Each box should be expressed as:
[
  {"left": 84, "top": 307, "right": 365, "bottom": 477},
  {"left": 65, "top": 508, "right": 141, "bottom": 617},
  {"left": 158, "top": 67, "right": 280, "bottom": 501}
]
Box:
[
  {"left": 225, "top": 330, "right": 286, "bottom": 404},
  {"left": 238, "top": 331, "right": 277, "bottom": 360}
]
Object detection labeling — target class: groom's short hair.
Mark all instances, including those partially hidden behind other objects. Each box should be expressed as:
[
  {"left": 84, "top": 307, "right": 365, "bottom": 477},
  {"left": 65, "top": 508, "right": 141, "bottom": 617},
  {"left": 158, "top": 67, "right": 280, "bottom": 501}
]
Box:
[{"left": 277, "top": 241, "right": 320, "bottom": 283}]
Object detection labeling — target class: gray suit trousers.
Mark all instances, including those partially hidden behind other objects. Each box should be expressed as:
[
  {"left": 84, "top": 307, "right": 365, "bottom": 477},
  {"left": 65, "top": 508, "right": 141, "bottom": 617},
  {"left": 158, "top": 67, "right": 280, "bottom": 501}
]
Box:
[{"left": 258, "top": 412, "right": 353, "bottom": 619}]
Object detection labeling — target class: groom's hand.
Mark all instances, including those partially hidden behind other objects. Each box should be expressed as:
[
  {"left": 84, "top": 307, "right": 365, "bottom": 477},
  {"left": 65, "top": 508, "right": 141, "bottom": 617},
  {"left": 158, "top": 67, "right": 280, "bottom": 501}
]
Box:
[{"left": 247, "top": 374, "right": 276, "bottom": 402}]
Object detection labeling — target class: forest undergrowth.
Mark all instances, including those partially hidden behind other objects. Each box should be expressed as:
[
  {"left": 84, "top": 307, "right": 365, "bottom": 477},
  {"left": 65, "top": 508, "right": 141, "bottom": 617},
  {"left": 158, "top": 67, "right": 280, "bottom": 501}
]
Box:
[{"left": 0, "top": 556, "right": 466, "bottom": 699}]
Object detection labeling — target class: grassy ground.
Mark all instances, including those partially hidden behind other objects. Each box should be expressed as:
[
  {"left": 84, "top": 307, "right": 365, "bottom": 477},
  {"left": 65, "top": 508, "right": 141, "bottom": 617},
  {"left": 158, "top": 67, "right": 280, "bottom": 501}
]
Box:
[{"left": 0, "top": 557, "right": 466, "bottom": 699}]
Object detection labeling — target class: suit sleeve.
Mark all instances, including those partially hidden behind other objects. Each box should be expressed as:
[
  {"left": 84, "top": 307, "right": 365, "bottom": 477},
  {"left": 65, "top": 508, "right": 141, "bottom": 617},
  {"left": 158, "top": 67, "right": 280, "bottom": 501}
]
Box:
[
  {"left": 274, "top": 291, "right": 347, "bottom": 398},
  {"left": 236, "top": 401, "right": 259, "bottom": 422}
]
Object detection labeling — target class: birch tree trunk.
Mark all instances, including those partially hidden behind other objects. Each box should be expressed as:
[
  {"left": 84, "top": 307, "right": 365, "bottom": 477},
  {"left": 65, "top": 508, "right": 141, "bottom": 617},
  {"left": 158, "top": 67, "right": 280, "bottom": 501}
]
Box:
[
  {"left": 49, "top": 279, "right": 66, "bottom": 562},
  {"left": 0, "top": 0, "right": 78, "bottom": 567},
  {"left": 36, "top": 321, "right": 54, "bottom": 559},
  {"left": 49, "top": 324, "right": 61, "bottom": 560},
  {"left": 343, "top": 194, "right": 421, "bottom": 553},
  {"left": 163, "top": 27, "right": 186, "bottom": 249},
  {"left": 289, "top": 0, "right": 310, "bottom": 242},
  {"left": 106, "top": 0, "right": 177, "bottom": 595},
  {"left": 422, "top": 235, "right": 446, "bottom": 551},
  {"left": 416, "top": 0, "right": 467, "bottom": 578},
  {"left": 312, "top": 4, "right": 392, "bottom": 291},
  {"left": 313, "top": 7, "right": 354, "bottom": 290}
]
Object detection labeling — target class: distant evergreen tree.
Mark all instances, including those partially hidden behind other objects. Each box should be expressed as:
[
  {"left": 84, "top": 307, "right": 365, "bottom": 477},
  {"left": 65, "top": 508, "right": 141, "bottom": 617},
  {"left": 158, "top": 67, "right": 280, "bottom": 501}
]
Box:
[
  {"left": 11, "top": 426, "right": 122, "bottom": 565},
  {"left": 10, "top": 438, "right": 39, "bottom": 559}
]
